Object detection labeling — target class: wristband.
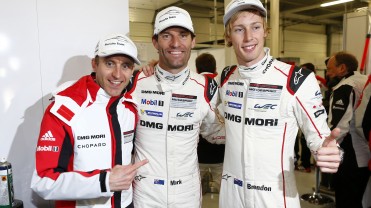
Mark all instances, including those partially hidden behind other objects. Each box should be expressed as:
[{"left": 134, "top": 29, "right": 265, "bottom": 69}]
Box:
[{"left": 338, "top": 146, "right": 344, "bottom": 164}]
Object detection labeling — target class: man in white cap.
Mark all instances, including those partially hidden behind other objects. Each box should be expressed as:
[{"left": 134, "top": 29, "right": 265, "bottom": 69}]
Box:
[
  {"left": 31, "top": 34, "right": 148, "bottom": 208},
  {"left": 124, "top": 6, "right": 225, "bottom": 207},
  {"left": 218, "top": 0, "right": 342, "bottom": 207}
]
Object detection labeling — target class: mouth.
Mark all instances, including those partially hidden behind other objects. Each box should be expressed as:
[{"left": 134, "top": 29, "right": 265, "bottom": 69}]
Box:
[
  {"left": 109, "top": 80, "right": 123, "bottom": 86},
  {"left": 242, "top": 44, "right": 256, "bottom": 51},
  {"left": 168, "top": 51, "right": 183, "bottom": 56}
]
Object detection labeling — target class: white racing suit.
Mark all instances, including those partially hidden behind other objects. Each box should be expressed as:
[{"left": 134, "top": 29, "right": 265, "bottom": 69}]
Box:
[
  {"left": 218, "top": 48, "right": 331, "bottom": 208},
  {"left": 31, "top": 74, "right": 137, "bottom": 208},
  {"left": 124, "top": 66, "right": 225, "bottom": 208}
]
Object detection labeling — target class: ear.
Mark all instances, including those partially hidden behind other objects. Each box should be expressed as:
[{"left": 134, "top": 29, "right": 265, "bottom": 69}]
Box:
[
  {"left": 339, "top": 64, "right": 347, "bottom": 76},
  {"left": 225, "top": 33, "right": 233, "bottom": 46},
  {"left": 152, "top": 37, "right": 159, "bottom": 51},
  {"left": 91, "top": 58, "right": 97, "bottom": 72},
  {"left": 191, "top": 37, "right": 196, "bottom": 49}
]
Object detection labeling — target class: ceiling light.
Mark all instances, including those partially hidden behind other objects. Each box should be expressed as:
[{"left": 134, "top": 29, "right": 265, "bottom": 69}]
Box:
[{"left": 320, "top": 0, "right": 354, "bottom": 7}]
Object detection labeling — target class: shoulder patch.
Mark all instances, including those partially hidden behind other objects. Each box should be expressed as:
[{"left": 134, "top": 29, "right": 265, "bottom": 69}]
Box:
[
  {"left": 220, "top": 65, "right": 237, "bottom": 87},
  {"left": 204, "top": 76, "right": 218, "bottom": 103},
  {"left": 287, "top": 66, "right": 312, "bottom": 95}
]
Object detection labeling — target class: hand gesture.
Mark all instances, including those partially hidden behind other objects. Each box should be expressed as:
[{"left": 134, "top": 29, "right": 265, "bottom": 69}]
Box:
[
  {"left": 140, "top": 60, "right": 157, "bottom": 77},
  {"left": 109, "top": 159, "right": 148, "bottom": 191},
  {"left": 315, "top": 128, "right": 341, "bottom": 173}
]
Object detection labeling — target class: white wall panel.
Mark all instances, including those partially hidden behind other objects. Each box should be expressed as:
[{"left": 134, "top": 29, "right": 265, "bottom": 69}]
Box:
[
  {"left": 0, "top": 0, "right": 130, "bottom": 207},
  {"left": 282, "top": 30, "right": 327, "bottom": 69},
  {"left": 344, "top": 10, "right": 370, "bottom": 74}
]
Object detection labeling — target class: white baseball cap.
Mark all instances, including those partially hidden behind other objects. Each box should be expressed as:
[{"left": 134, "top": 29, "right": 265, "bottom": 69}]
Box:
[
  {"left": 153, "top": 6, "right": 194, "bottom": 35},
  {"left": 94, "top": 34, "right": 141, "bottom": 65},
  {"left": 223, "top": 0, "right": 267, "bottom": 27}
]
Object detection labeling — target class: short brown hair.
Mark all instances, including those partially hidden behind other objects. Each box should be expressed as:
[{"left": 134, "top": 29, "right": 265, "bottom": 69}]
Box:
[
  {"left": 196, "top": 53, "right": 216, "bottom": 74},
  {"left": 333, "top": 51, "right": 358, "bottom": 73}
]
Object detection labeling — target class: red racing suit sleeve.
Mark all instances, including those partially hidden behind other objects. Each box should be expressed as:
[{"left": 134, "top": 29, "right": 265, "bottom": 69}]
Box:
[{"left": 31, "top": 104, "right": 113, "bottom": 200}]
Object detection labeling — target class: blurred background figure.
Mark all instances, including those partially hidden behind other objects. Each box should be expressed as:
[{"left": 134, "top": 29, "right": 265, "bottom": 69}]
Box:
[
  {"left": 196, "top": 53, "right": 225, "bottom": 194},
  {"left": 326, "top": 51, "right": 370, "bottom": 208}
]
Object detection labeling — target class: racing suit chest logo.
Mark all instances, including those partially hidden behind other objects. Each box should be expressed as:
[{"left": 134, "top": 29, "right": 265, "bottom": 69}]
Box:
[
  {"left": 254, "top": 104, "right": 277, "bottom": 110},
  {"left": 139, "top": 120, "right": 194, "bottom": 131},
  {"left": 226, "top": 90, "right": 243, "bottom": 98},
  {"left": 141, "top": 99, "right": 164, "bottom": 106},
  {"left": 224, "top": 112, "right": 278, "bottom": 126}
]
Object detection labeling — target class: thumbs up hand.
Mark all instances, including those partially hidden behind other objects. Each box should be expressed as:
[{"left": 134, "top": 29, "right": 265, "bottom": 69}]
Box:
[{"left": 315, "top": 128, "right": 342, "bottom": 173}]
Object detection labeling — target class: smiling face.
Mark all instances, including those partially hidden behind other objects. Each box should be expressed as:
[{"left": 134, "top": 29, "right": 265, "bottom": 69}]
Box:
[
  {"left": 91, "top": 55, "right": 134, "bottom": 97},
  {"left": 226, "top": 11, "right": 267, "bottom": 67},
  {"left": 153, "top": 27, "right": 195, "bottom": 74}
]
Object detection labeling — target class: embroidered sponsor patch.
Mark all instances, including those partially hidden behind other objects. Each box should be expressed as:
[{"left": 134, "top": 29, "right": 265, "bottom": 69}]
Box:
[
  {"left": 141, "top": 99, "right": 164, "bottom": 106},
  {"left": 140, "top": 109, "right": 163, "bottom": 117},
  {"left": 227, "top": 101, "right": 242, "bottom": 109},
  {"left": 247, "top": 83, "right": 282, "bottom": 100},
  {"left": 154, "top": 179, "right": 165, "bottom": 185},
  {"left": 123, "top": 130, "right": 134, "bottom": 143},
  {"left": 314, "top": 109, "right": 325, "bottom": 118},
  {"left": 170, "top": 93, "right": 197, "bottom": 109},
  {"left": 234, "top": 178, "right": 243, "bottom": 187},
  {"left": 226, "top": 90, "right": 243, "bottom": 98}
]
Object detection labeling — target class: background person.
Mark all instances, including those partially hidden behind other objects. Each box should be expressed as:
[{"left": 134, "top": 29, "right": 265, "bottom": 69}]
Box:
[
  {"left": 196, "top": 53, "right": 225, "bottom": 193},
  {"left": 124, "top": 6, "right": 225, "bottom": 207},
  {"left": 218, "top": 0, "right": 341, "bottom": 207},
  {"left": 355, "top": 74, "right": 371, "bottom": 208},
  {"left": 31, "top": 34, "right": 148, "bottom": 208},
  {"left": 326, "top": 51, "right": 370, "bottom": 208}
]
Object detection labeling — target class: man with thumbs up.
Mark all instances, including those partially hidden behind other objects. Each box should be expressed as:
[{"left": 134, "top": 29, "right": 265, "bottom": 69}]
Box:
[{"left": 217, "top": 0, "right": 342, "bottom": 207}]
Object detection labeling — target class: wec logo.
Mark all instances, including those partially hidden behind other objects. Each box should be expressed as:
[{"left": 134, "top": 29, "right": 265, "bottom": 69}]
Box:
[
  {"left": 176, "top": 112, "right": 193, "bottom": 117},
  {"left": 254, "top": 104, "right": 277, "bottom": 109}
]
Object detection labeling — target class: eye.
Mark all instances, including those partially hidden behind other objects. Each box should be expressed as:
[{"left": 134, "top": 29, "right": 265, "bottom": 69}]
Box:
[
  {"left": 233, "top": 28, "right": 244, "bottom": 33},
  {"left": 161, "top": 34, "right": 170, "bottom": 39},
  {"left": 121, "top": 63, "right": 133, "bottom": 70},
  {"left": 180, "top": 33, "right": 188, "bottom": 39},
  {"left": 105, "top": 61, "right": 115, "bottom": 68},
  {"left": 253, "top": 25, "right": 261, "bottom": 31}
]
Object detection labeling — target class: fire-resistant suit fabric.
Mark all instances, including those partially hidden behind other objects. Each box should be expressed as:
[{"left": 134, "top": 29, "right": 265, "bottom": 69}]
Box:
[
  {"left": 124, "top": 66, "right": 225, "bottom": 208},
  {"left": 31, "top": 74, "right": 137, "bottom": 208},
  {"left": 218, "top": 48, "right": 331, "bottom": 208}
]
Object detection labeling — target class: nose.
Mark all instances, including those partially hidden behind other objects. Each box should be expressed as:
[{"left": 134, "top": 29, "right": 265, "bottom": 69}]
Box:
[
  {"left": 170, "top": 36, "right": 180, "bottom": 47},
  {"left": 244, "top": 29, "right": 253, "bottom": 42},
  {"left": 112, "top": 67, "right": 120, "bottom": 79}
]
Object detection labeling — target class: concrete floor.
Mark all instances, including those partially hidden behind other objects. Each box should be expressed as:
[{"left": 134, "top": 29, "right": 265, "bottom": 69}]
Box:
[{"left": 201, "top": 166, "right": 336, "bottom": 208}]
